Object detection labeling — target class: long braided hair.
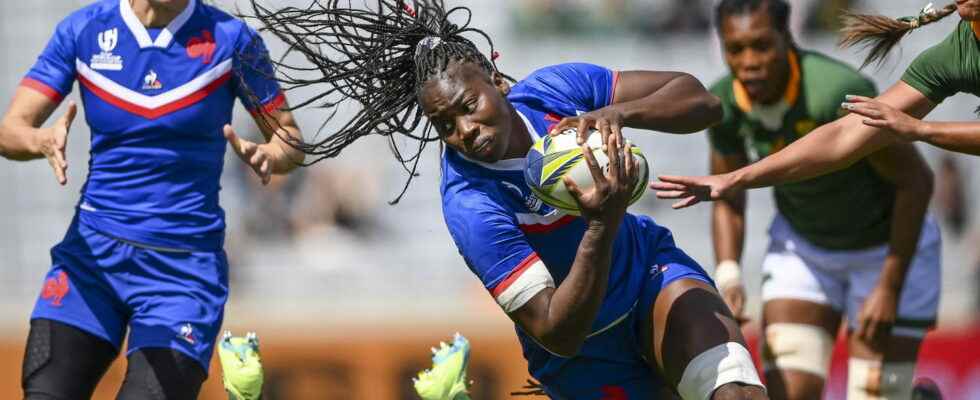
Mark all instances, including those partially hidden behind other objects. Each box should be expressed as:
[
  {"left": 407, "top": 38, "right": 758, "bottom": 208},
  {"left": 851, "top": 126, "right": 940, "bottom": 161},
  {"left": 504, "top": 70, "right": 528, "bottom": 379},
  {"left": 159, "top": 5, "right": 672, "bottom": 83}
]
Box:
[
  {"left": 839, "top": 2, "right": 958, "bottom": 68},
  {"left": 242, "top": 0, "right": 509, "bottom": 203}
]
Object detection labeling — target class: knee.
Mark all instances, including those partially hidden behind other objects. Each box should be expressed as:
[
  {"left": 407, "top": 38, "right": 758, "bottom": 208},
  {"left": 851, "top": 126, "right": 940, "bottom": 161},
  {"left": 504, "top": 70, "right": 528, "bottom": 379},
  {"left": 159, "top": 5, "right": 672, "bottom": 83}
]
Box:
[
  {"left": 762, "top": 323, "right": 833, "bottom": 379},
  {"left": 711, "top": 382, "right": 769, "bottom": 400},
  {"left": 117, "top": 349, "right": 207, "bottom": 400}
]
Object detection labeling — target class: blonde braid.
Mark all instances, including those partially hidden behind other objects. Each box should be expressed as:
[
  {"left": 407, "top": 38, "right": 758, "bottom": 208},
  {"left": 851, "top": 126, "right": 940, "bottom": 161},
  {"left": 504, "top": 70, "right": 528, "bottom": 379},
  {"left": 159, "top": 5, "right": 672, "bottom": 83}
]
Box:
[{"left": 839, "top": 2, "right": 958, "bottom": 68}]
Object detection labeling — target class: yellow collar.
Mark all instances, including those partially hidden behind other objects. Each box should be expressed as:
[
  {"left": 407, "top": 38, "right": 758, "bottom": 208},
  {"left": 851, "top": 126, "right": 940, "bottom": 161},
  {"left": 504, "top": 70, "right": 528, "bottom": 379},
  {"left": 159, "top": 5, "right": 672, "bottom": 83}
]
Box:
[
  {"left": 732, "top": 50, "right": 800, "bottom": 113},
  {"left": 972, "top": 21, "right": 980, "bottom": 41}
]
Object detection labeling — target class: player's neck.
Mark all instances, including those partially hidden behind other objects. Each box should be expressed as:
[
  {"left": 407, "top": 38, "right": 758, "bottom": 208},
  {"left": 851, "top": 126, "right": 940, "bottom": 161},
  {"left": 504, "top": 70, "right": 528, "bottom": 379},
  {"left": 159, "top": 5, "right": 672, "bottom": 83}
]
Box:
[
  {"left": 503, "top": 105, "right": 532, "bottom": 159},
  {"left": 129, "top": 0, "right": 190, "bottom": 28}
]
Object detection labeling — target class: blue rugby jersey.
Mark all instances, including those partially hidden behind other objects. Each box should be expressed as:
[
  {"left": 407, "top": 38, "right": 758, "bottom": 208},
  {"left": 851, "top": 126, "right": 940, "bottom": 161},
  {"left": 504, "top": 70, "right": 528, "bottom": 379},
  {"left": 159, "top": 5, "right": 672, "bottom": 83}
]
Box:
[
  {"left": 441, "top": 63, "right": 673, "bottom": 359},
  {"left": 22, "top": 0, "right": 283, "bottom": 251}
]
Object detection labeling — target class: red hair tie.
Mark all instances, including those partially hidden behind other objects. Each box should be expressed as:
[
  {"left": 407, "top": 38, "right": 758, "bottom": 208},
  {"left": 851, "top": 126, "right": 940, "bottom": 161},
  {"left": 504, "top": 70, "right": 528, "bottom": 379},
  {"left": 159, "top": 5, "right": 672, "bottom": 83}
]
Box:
[
  {"left": 402, "top": 3, "right": 416, "bottom": 17},
  {"left": 491, "top": 51, "right": 500, "bottom": 61}
]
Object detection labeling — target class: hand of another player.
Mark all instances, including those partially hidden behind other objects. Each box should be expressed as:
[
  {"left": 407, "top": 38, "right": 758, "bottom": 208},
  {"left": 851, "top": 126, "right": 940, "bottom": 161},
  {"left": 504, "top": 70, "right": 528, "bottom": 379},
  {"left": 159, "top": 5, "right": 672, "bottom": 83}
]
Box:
[
  {"left": 549, "top": 107, "right": 625, "bottom": 151},
  {"left": 855, "top": 284, "right": 898, "bottom": 352},
  {"left": 843, "top": 95, "right": 926, "bottom": 142},
  {"left": 224, "top": 124, "right": 277, "bottom": 185},
  {"left": 650, "top": 173, "right": 736, "bottom": 209},
  {"left": 563, "top": 128, "right": 638, "bottom": 228},
  {"left": 36, "top": 101, "right": 77, "bottom": 185}
]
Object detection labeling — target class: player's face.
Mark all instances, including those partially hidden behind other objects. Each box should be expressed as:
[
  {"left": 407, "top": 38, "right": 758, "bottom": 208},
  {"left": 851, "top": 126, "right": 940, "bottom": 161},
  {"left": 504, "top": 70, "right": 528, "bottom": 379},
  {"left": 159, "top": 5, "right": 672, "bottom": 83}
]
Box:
[
  {"left": 419, "top": 62, "right": 514, "bottom": 163},
  {"left": 957, "top": 0, "right": 980, "bottom": 20},
  {"left": 719, "top": 9, "right": 792, "bottom": 105}
]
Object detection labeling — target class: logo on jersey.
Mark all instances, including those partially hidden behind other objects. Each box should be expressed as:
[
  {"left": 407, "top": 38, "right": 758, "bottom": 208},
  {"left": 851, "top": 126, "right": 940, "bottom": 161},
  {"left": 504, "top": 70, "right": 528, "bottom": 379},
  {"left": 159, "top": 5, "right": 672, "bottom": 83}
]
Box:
[
  {"left": 41, "top": 271, "right": 70, "bottom": 307},
  {"left": 502, "top": 181, "right": 544, "bottom": 213},
  {"left": 186, "top": 30, "right": 216, "bottom": 65},
  {"left": 142, "top": 70, "right": 163, "bottom": 90},
  {"left": 91, "top": 28, "right": 123, "bottom": 71},
  {"left": 178, "top": 323, "right": 196, "bottom": 344}
]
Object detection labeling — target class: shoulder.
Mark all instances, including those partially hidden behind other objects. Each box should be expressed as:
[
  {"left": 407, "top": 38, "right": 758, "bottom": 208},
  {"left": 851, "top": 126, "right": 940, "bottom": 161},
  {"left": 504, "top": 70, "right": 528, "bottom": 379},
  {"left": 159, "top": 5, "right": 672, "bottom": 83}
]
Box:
[
  {"left": 800, "top": 50, "right": 876, "bottom": 95},
  {"left": 517, "top": 63, "right": 612, "bottom": 88},
  {"left": 56, "top": 0, "right": 118, "bottom": 38},
  {"left": 199, "top": 3, "right": 261, "bottom": 45},
  {"left": 707, "top": 74, "right": 740, "bottom": 134}
]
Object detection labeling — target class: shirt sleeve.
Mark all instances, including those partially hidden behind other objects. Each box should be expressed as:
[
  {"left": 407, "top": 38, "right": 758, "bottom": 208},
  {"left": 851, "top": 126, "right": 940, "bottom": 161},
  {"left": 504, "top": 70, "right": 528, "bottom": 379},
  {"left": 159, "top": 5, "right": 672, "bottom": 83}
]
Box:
[
  {"left": 521, "top": 63, "right": 619, "bottom": 112},
  {"left": 444, "top": 195, "right": 555, "bottom": 313},
  {"left": 232, "top": 25, "right": 285, "bottom": 114},
  {"left": 22, "top": 16, "right": 78, "bottom": 102},
  {"left": 901, "top": 25, "right": 962, "bottom": 104}
]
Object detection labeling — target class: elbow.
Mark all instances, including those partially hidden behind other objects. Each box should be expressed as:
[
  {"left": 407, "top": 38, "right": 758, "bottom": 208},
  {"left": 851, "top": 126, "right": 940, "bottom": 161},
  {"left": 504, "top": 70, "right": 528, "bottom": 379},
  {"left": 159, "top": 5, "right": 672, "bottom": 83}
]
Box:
[{"left": 702, "top": 94, "right": 723, "bottom": 127}]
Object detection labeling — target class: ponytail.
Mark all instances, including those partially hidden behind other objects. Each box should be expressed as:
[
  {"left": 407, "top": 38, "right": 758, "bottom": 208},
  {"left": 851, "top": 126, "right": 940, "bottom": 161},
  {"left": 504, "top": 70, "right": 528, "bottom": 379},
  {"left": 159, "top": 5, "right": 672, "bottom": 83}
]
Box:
[{"left": 839, "top": 2, "right": 957, "bottom": 68}]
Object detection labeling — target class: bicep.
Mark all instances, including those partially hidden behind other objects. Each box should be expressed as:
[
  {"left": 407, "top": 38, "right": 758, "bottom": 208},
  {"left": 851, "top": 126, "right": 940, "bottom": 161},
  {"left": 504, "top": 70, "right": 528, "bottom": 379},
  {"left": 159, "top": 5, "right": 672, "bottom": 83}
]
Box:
[
  {"left": 611, "top": 70, "right": 692, "bottom": 104},
  {"left": 2, "top": 86, "right": 62, "bottom": 128}
]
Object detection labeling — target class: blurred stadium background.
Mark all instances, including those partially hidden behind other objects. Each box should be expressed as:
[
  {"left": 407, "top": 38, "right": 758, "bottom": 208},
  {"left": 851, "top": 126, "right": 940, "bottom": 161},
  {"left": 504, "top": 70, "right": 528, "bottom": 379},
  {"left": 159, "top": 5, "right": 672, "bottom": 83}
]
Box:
[{"left": 1, "top": 0, "right": 980, "bottom": 398}]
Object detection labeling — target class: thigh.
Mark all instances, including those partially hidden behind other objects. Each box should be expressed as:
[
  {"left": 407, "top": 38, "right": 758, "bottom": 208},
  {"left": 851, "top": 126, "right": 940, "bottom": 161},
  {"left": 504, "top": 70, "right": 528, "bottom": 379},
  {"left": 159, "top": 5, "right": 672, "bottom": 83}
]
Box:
[
  {"left": 116, "top": 348, "right": 208, "bottom": 400},
  {"left": 23, "top": 319, "right": 119, "bottom": 400},
  {"left": 125, "top": 247, "right": 229, "bottom": 372}
]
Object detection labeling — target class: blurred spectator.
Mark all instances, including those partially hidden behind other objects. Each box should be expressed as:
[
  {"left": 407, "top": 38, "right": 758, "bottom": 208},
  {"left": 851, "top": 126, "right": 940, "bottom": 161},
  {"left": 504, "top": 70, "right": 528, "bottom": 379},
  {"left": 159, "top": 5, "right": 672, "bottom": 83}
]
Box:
[{"left": 935, "top": 155, "right": 968, "bottom": 238}]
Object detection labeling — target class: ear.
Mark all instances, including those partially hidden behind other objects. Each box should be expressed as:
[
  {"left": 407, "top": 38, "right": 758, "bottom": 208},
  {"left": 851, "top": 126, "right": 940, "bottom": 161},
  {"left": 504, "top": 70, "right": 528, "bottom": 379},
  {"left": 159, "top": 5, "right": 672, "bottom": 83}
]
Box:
[{"left": 492, "top": 71, "right": 511, "bottom": 96}]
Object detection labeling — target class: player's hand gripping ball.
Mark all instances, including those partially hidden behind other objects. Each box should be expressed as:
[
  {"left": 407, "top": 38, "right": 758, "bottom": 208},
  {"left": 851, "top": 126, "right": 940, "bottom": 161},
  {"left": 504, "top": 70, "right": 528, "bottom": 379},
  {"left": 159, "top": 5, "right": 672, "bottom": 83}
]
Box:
[{"left": 525, "top": 128, "right": 649, "bottom": 215}]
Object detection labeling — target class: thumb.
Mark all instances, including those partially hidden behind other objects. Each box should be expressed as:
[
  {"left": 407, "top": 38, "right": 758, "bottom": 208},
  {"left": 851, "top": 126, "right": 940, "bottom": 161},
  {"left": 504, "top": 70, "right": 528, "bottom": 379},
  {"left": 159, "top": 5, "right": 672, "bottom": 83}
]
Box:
[
  {"left": 57, "top": 101, "right": 77, "bottom": 141},
  {"left": 223, "top": 124, "right": 244, "bottom": 154}
]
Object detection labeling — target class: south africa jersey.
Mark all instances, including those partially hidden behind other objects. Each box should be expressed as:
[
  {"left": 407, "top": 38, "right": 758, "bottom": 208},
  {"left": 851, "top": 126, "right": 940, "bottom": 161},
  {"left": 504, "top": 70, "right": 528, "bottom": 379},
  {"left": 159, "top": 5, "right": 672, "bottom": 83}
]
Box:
[
  {"left": 440, "top": 63, "right": 712, "bottom": 397},
  {"left": 709, "top": 50, "right": 894, "bottom": 250},
  {"left": 21, "top": 0, "right": 283, "bottom": 251},
  {"left": 903, "top": 20, "right": 980, "bottom": 103}
]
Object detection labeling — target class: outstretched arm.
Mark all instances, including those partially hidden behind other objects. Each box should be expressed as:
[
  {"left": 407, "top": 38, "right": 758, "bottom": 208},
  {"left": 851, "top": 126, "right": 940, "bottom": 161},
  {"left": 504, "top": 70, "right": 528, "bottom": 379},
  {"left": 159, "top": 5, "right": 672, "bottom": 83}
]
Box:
[
  {"left": 848, "top": 93, "right": 980, "bottom": 155},
  {"left": 653, "top": 81, "right": 935, "bottom": 208}
]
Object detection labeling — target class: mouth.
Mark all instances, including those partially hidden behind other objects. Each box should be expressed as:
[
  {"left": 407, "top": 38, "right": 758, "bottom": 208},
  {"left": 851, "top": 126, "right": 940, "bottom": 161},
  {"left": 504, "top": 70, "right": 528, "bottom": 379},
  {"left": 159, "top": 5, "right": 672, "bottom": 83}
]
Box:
[{"left": 472, "top": 136, "right": 494, "bottom": 158}]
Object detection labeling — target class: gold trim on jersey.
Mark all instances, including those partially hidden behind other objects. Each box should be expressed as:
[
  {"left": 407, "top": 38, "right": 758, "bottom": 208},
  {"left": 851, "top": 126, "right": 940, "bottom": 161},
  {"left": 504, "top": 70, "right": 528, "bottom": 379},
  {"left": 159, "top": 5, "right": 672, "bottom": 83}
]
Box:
[
  {"left": 972, "top": 21, "right": 980, "bottom": 41},
  {"left": 732, "top": 50, "right": 801, "bottom": 113}
]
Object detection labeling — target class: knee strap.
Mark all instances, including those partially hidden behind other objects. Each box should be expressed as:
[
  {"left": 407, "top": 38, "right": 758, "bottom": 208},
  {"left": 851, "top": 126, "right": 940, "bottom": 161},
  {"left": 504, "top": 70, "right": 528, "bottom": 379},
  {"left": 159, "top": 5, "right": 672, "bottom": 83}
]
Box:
[
  {"left": 762, "top": 323, "right": 834, "bottom": 378},
  {"left": 848, "top": 358, "right": 915, "bottom": 400},
  {"left": 678, "top": 342, "right": 764, "bottom": 400}
]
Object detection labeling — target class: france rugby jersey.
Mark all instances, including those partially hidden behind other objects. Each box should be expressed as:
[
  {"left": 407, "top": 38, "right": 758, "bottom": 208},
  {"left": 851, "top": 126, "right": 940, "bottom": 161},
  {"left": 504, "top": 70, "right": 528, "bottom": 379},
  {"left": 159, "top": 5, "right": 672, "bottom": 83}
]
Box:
[
  {"left": 441, "top": 63, "right": 664, "bottom": 352},
  {"left": 21, "top": 0, "right": 283, "bottom": 251}
]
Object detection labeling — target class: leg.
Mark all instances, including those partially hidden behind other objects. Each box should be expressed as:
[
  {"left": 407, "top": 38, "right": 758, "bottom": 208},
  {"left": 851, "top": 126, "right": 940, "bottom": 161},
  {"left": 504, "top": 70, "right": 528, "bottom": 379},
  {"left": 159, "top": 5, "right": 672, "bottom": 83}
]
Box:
[
  {"left": 116, "top": 348, "right": 208, "bottom": 400},
  {"left": 761, "top": 299, "right": 840, "bottom": 400},
  {"left": 644, "top": 278, "right": 766, "bottom": 400},
  {"left": 23, "top": 319, "right": 119, "bottom": 400},
  {"left": 845, "top": 218, "right": 941, "bottom": 400}
]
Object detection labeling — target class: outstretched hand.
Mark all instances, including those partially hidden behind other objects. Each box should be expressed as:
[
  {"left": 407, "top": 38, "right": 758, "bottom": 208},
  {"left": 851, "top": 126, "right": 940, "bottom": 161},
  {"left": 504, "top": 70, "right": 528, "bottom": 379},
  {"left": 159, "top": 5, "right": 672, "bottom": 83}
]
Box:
[
  {"left": 650, "top": 173, "right": 735, "bottom": 209},
  {"left": 38, "top": 101, "right": 77, "bottom": 185},
  {"left": 224, "top": 124, "right": 277, "bottom": 185}
]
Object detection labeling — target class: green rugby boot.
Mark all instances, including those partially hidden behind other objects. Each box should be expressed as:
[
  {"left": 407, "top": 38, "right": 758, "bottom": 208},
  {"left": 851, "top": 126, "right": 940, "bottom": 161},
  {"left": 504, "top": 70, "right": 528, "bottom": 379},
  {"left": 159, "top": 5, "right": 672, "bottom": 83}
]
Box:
[
  {"left": 218, "top": 331, "right": 264, "bottom": 400},
  {"left": 414, "top": 333, "right": 472, "bottom": 400}
]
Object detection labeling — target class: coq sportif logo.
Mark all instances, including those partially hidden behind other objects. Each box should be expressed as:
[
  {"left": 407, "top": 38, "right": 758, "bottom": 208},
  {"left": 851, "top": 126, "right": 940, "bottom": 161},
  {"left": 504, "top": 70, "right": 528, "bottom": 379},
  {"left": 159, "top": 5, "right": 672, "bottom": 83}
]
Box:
[{"left": 91, "top": 28, "right": 124, "bottom": 71}]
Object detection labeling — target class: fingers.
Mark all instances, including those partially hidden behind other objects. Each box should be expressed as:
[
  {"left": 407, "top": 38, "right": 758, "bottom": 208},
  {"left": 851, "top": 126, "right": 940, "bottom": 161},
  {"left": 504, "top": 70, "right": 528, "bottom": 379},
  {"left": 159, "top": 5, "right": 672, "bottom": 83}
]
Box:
[
  {"left": 576, "top": 118, "right": 590, "bottom": 145},
  {"left": 549, "top": 117, "right": 576, "bottom": 137},
  {"left": 562, "top": 176, "right": 584, "bottom": 205},
  {"left": 224, "top": 124, "right": 244, "bottom": 154},
  {"left": 861, "top": 119, "right": 890, "bottom": 128},
  {"left": 671, "top": 195, "right": 701, "bottom": 209},
  {"left": 60, "top": 101, "right": 77, "bottom": 130},
  {"left": 580, "top": 142, "right": 605, "bottom": 184},
  {"left": 649, "top": 181, "right": 687, "bottom": 192},
  {"left": 843, "top": 103, "right": 883, "bottom": 119},
  {"left": 844, "top": 94, "right": 874, "bottom": 103},
  {"left": 605, "top": 128, "right": 620, "bottom": 181},
  {"left": 622, "top": 140, "right": 635, "bottom": 182},
  {"left": 46, "top": 154, "right": 67, "bottom": 185}
]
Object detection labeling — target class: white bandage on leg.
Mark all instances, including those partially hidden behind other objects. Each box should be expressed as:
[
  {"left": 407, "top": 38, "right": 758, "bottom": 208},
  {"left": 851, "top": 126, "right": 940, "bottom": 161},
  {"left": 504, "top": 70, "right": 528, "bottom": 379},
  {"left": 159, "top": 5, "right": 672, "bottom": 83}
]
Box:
[
  {"left": 713, "top": 260, "right": 741, "bottom": 290},
  {"left": 847, "top": 358, "right": 915, "bottom": 400},
  {"left": 761, "top": 323, "right": 833, "bottom": 378},
  {"left": 677, "top": 342, "right": 764, "bottom": 400}
]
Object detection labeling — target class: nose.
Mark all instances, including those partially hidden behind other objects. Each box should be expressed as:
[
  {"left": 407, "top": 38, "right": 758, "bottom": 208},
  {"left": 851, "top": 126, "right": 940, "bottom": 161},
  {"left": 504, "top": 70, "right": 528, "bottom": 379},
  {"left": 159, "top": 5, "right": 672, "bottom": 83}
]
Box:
[
  {"left": 738, "top": 49, "right": 763, "bottom": 72},
  {"left": 456, "top": 116, "right": 479, "bottom": 143}
]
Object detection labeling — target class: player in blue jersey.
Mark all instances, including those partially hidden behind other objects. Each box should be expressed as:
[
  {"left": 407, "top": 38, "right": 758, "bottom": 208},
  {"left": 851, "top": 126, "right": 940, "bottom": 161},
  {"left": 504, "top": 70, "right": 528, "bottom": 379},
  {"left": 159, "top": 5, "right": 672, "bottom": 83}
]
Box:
[
  {"left": 0, "top": 0, "right": 303, "bottom": 398},
  {"left": 247, "top": 1, "right": 767, "bottom": 398}
]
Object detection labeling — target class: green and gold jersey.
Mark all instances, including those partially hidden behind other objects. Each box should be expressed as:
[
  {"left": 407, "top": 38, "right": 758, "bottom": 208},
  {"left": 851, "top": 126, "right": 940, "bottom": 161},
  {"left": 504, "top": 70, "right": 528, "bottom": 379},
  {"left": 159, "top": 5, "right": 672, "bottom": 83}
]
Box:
[
  {"left": 709, "top": 50, "right": 895, "bottom": 250},
  {"left": 903, "top": 20, "right": 980, "bottom": 103}
]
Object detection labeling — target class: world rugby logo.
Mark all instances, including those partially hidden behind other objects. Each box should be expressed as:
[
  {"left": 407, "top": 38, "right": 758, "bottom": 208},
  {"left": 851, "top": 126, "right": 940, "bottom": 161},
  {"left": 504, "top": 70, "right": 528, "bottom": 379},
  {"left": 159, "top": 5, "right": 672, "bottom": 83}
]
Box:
[{"left": 98, "top": 28, "right": 118, "bottom": 53}]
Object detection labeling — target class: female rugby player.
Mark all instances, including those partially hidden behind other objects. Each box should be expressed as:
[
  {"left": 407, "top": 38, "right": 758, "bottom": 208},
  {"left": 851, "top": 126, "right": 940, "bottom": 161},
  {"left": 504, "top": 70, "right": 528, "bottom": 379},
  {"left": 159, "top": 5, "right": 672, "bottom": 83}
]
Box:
[
  {"left": 246, "top": 1, "right": 767, "bottom": 398},
  {"left": 705, "top": 1, "right": 938, "bottom": 399},
  {"left": 0, "top": 0, "right": 302, "bottom": 398}
]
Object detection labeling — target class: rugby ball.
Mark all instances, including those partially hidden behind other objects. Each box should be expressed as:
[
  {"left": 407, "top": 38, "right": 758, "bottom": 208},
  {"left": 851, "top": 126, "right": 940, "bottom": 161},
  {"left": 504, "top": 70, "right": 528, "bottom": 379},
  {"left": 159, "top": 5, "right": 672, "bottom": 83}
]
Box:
[{"left": 524, "top": 128, "right": 649, "bottom": 215}]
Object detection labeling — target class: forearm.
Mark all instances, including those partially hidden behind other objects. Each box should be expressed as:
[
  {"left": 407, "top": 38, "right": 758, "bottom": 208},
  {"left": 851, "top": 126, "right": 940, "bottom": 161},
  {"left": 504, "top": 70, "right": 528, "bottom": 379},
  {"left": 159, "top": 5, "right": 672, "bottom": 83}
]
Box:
[
  {"left": 731, "top": 116, "right": 894, "bottom": 189},
  {"left": 539, "top": 223, "right": 617, "bottom": 354},
  {"left": 712, "top": 200, "right": 745, "bottom": 264},
  {"left": 879, "top": 178, "right": 932, "bottom": 293},
  {"left": 0, "top": 123, "right": 44, "bottom": 161},
  {"left": 614, "top": 74, "right": 722, "bottom": 133},
  {"left": 919, "top": 121, "right": 980, "bottom": 155}
]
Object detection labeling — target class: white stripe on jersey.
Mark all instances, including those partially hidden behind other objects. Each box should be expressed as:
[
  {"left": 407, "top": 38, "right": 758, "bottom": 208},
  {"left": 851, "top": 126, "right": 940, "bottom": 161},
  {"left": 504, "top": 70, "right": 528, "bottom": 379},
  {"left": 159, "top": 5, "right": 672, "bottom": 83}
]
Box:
[{"left": 75, "top": 58, "right": 231, "bottom": 109}]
